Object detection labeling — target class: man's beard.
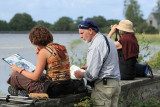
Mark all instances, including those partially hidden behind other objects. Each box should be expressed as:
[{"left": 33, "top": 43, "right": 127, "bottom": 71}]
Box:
[
  {"left": 84, "top": 40, "right": 89, "bottom": 43},
  {"left": 84, "top": 35, "right": 91, "bottom": 43}
]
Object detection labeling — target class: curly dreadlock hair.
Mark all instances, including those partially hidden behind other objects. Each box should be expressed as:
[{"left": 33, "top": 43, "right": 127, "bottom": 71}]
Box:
[{"left": 29, "top": 26, "right": 53, "bottom": 46}]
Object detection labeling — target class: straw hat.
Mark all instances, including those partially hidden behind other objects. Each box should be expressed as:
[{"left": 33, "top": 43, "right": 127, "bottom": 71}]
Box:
[{"left": 116, "top": 20, "right": 134, "bottom": 33}]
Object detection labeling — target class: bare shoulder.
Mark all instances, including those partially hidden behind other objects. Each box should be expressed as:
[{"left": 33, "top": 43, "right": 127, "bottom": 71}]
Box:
[{"left": 38, "top": 48, "right": 50, "bottom": 58}]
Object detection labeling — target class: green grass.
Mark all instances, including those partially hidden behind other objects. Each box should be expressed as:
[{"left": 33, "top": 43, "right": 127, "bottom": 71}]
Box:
[
  {"left": 136, "top": 34, "right": 160, "bottom": 46},
  {"left": 109, "top": 33, "right": 160, "bottom": 45}
]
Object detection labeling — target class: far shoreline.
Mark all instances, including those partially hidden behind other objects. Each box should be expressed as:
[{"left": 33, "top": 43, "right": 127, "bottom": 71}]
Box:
[{"left": 0, "top": 31, "right": 79, "bottom": 34}]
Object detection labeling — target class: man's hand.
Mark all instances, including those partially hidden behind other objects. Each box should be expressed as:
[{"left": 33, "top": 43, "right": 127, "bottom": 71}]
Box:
[
  {"left": 74, "top": 70, "right": 84, "bottom": 79},
  {"left": 81, "top": 66, "right": 87, "bottom": 70}
]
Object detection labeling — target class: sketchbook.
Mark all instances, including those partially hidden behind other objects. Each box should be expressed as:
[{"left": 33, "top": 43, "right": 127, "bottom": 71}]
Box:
[
  {"left": 2, "top": 54, "right": 36, "bottom": 72},
  {"left": 70, "top": 65, "right": 85, "bottom": 79}
]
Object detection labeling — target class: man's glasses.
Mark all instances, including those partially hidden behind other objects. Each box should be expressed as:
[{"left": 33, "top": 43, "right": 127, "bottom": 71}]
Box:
[{"left": 78, "top": 24, "right": 88, "bottom": 28}]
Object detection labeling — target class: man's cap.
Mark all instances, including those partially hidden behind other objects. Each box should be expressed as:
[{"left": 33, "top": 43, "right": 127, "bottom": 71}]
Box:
[
  {"left": 78, "top": 20, "right": 99, "bottom": 32},
  {"left": 116, "top": 20, "right": 134, "bottom": 33}
]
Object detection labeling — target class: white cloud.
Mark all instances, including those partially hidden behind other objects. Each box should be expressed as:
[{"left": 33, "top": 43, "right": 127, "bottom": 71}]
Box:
[{"left": 0, "top": 0, "right": 158, "bottom": 23}]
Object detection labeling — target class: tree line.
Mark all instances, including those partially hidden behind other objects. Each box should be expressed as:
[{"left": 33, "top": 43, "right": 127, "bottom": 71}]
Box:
[{"left": 0, "top": 0, "right": 159, "bottom": 34}]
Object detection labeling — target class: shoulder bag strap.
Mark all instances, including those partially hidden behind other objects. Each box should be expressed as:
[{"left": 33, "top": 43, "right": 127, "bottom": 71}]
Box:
[
  {"left": 103, "top": 35, "right": 110, "bottom": 59},
  {"left": 100, "top": 35, "right": 110, "bottom": 68}
]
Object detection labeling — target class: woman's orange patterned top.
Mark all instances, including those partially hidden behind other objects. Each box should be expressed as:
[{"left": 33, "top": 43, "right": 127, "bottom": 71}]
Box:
[{"left": 45, "top": 43, "right": 70, "bottom": 81}]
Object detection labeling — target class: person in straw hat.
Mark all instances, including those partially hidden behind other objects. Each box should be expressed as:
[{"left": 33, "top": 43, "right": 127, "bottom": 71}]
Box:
[{"left": 108, "top": 20, "right": 139, "bottom": 80}]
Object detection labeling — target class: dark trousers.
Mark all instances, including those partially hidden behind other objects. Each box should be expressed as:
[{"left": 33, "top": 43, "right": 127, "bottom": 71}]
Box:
[
  {"left": 44, "top": 79, "right": 86, "bottom": 98},
  {"left": 7, "top": 72, "right": 85, "bottom": 98}
]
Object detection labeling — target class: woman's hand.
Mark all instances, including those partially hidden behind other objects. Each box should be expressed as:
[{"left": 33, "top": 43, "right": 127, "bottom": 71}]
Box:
[
  {"left": 111, "top": 24, "right": 117, "bottom": 32},
  {"left": 10, "top": 64, "right": 22, "bottom": 73},
  {"left": 108, "top": 24, "right": 117, "bottom": 38}
]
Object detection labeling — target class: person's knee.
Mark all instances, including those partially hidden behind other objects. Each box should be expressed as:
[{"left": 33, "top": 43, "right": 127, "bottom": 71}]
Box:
[
  {"left": 7, "top": 72, "right": 20, "bottom": 86},
  {"left": 10, "top": 71, "right": 19, "bottom": 77}
]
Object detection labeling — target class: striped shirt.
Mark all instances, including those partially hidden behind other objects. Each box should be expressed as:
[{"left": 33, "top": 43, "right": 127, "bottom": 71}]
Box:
[{"left": 84, "top": 33, "right": 121, "bottom": 84}]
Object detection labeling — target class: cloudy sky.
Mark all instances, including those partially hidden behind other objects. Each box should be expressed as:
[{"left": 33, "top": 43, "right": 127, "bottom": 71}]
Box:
[{"left": 0, "top": 0, "right": 158, "bottom": 24}]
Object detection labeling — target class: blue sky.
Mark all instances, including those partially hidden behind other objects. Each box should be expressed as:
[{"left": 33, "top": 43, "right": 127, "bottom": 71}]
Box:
[{"left": 0, "top": 0, "right": 158, "bottom": 24}]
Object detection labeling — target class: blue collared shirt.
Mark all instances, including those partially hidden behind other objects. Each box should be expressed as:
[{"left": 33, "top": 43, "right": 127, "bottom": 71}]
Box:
[{"left": 84, "top": 33, "right": 121, "bottom": 83}]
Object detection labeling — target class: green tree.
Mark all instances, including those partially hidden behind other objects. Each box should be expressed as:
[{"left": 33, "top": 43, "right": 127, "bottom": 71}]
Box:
[
  {"left": 153, "top": 0, "right": 160, "bottom": 13},
  {"left": 86, "top": 16, "right": 120, "bottom": 33},
  {"left": 124, "top": 0, "right": 144, "bottom": 33},
  {"left": 86, "top": 16, "right": 107, "bottom": 28},
  {"left": 9, "top": 13, "right": 35, "bottom": 31},
  {"left": 51, "top": 16, "right": 74, "bottom": 31},
  {"left": 152, "top": 0, "right": 160, "bottom": 32},
  {"left": 0, "top": 20, "right": 10, "bottom": 31},
  {"left": 36, "top": 20, "right": 52, "bottom": 30},
  {"left": 86, "top": 16, "right": 107, "bottom": 33},
  {"left": 143, "top": 25, "right": 159, "bottom": 34},
  {"left": 76, "top": 16, "right": 83, "bottom": 24},
  {"left": 74, "top": 16, "right": 84, "bottom": 30},
  {"left": 105, "top": 19, "right": 120, "bottom": 33}
]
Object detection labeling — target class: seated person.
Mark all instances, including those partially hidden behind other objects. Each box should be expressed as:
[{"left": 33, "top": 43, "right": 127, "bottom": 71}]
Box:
[
  {"left": 7, "top": 26, "right": 86, "bottom": 97},
  {"left": 108, "top": 20, "right": 139, "bottom": 80}
]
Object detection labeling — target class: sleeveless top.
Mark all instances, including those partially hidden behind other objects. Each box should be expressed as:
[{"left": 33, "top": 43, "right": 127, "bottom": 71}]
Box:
[{"left": 45, "top": 43, "right": 70, "bottom": 81}]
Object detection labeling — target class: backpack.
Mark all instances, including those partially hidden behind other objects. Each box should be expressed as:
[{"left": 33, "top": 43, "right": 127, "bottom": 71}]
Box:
[{"left": 135, "top": 63, "right": 154, "bottom": 78}]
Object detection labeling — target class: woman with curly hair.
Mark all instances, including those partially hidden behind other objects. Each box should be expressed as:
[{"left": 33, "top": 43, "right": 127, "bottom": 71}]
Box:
[{"left": 7, "top": 26, "right": 85, "bottom": 97}]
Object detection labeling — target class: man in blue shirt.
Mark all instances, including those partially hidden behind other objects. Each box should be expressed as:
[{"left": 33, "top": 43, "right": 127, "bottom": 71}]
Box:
[{"left": 74, "top": 20, "right": 121, "bottom": 107}]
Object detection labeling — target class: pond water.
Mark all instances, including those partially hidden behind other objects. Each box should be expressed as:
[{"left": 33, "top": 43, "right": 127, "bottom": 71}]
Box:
[{"left": 0, "top": 33, "right": 159, "bottom": 95}]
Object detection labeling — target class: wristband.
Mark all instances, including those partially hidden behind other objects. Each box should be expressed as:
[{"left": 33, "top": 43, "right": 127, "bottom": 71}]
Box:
[{"left": 19, "top": 69, "right": 25, "bottom": 74}]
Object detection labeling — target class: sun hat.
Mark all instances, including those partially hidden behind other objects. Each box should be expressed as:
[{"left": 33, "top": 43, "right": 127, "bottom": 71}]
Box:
[
  {"left": 78, "top": 20, "right": 99, "bottom": 32},
  {"left": 116, "top": 20, "right": 134, "bottom": 33}
]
